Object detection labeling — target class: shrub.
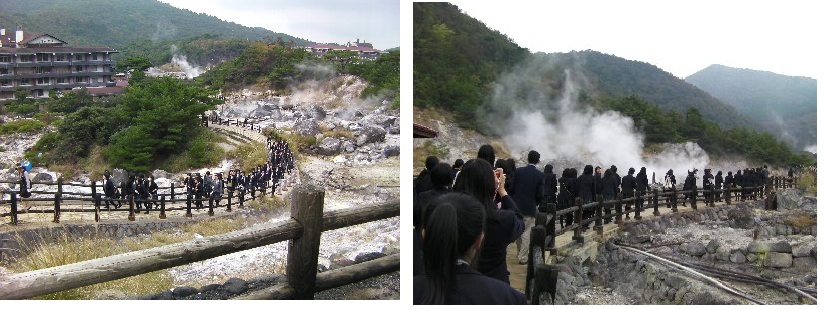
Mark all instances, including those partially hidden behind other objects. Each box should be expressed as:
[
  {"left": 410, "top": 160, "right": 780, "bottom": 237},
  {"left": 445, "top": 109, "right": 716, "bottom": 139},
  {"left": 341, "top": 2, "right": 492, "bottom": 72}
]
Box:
[
  {"left": 227, "top": 141, "right": 268, "bottom": 172},
  {"left": 0, "top": 119, "right": 45, "bottom": 135}
]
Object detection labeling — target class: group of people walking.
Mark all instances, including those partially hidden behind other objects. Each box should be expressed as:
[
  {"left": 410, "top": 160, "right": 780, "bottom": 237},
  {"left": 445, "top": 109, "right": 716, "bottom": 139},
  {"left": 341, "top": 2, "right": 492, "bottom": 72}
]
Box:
[{"left": 413, "top": 143, "right": 779, "bottom": 305}]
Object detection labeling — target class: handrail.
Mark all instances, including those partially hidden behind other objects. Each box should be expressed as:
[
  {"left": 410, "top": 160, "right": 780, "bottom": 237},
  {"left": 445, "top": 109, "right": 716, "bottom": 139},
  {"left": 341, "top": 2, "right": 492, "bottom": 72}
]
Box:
[{"left": 0, "top": 187, "right": 400, "bottom": 300}]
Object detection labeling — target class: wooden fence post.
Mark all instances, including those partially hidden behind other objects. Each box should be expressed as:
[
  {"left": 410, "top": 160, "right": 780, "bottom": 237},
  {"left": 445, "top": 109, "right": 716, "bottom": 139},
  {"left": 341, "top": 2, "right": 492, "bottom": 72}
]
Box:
[
  {"left": 128, "top": 196, "right": 136, "bottom": 221},
  {"left": 595, "top": 194, "right": 604, "bottom": 235},
  {"left": 91, "top": 180, "right": 97, "bottom": 204},
  {"left": 652, "top": 189, "right": 660, "bottom": 216},
  {"left": 691, "top": 187, "right": 698, "bottom": 210},
  {"left": 94, "top": 194, "right": 101, "bottom": 223},
  {"left": 725, "top": 186, "right": 731, "bottom": 205},
  {"left": 186, "top": 192, "right": 193, "bottom": 218},
  {"left": 53, "top": 193, "right": 61, "bottom": 223},
  {"left": 573, "top": 197, "right": 584, "bottom": 244},
  {"left": 286, "top": 184, "right": 325, "bottom": 299},
  {"left": 171, "top": 182, "right": 175, "bottom": 201},
  {"left": 548, "top": 203, "right": 557, "bottom": 255},
  {"left": 159, "top": 196, "right": 166, "bottom": 219},
  {"left": 227, "top": 192, "right": 233, "bottom": 212},
  {"left": 634, "top": 192, "right": 642, "bottom": 220},
  {"left": 526, "top": 225, "right": 546, "bottom": 300},
  {"left": 208, "top": 196, "right": 214, "bottom": 216},
  {"left": 615, "top": 197, "right": 623, "bottom": 225},
  {"left": 10, "top": 193, "right": 17, "bottom": 225}
]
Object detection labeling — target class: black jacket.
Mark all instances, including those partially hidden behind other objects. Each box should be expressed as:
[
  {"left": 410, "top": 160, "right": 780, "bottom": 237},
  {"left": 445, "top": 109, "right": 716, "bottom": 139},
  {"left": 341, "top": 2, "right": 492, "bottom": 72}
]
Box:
[
  {"left": 621, "top": 174, "right": 636, "bottom": 196},
  {"left": 635, "top": 173, "right": 649, "bottom": 193},
  {"left": 715, "top": 174, "right": 724, "bottom": 189},
  {"left": 477, "top": 195, "right": 524, "bottom": 284},
  {"left": 413, "top": 264, "right": 527, "bottom": 305},
  {"left": 602, "top": 173, "right": 619, "bottom": 197},
  {"left": 510, "top": 164, "right": 545, "bottom": 217},
  {"left": 576, "top": 173, "right": 596, "bottom": 203}
]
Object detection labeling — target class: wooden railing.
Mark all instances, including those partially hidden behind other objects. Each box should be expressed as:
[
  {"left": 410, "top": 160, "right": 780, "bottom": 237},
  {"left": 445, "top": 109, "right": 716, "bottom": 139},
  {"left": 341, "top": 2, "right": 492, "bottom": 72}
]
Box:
[
  {"left": 525, "top": 175, "right": 797, "bottom": 304},
  {"left": 0, "top": 185, "right": 400, "bottom": 300},
  {"left": 0, "top": 172, "right": 298, "bottom": 224}
]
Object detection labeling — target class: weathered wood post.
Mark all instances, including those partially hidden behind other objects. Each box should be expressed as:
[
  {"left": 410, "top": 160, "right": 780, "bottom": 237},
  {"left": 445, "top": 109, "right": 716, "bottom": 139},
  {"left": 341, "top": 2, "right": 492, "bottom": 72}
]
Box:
[
  {"left": 208, "top": 196, "right": 214, "bottom": 216},
  {"left": 94, "top": 194, "right": 101, "bottom": 223},
  {"left": 691, "top": 187, "right": 698, "bottom": 210},
  {"left": 548, "top": 203, "right": 557, "bottom": 255},
  {"left": 170, "top": 182, "right": 175, "bottom": 201},
  {"left": 286, "top": 184, "right": 325, "bottom": 299},
  {"left": 128, "top": 196, "right": 136, "bottom": 221},
  {"left": 53, "top": 193, "right": 61, "bottom": 223},
  {"left": 709, "top": 187, "right": 715, "bottom": 207},
  {"left": 226, "top": 192, "right": 233, "bottom": 212},
  {"left": 671, "top": 189, "right": 678, "bottom": 213},
  {"left": 239, "top": 189, "right": 246, "bottom": 208},
  {"left": 10, "top": 193, "right": 17, "bottom": 225},
  {"left": 526, "top": 224, "right": 546, "bottom": 300},
  {"left": 725, "top": 185, "right": 732, "bottom": 205},
  {"left": 91, "top": 180, "right": 97, "bottom": 205},
  {"left": 652, "top": 189, "right": 660, "bottom": 216},
  {"left": 615, "top": 197, "right": 623, "bottom": 224},
  {"left": 185, "top": 192, "right": 193, "bottom": 218},
  {"left": 533, "top": 264, "right": 558, "bottom": 305},
  {"left": 634, "top": 192, "right": 642, "bottom": 220},
  {"left": 573, "top": 197, "right": 584, "bottom": 244},
  {"left": 159, "top": 196, "right": 166, "bottom": 219},
  {"left": 595, "top": 194, "right": 604, "bottom": 235}
]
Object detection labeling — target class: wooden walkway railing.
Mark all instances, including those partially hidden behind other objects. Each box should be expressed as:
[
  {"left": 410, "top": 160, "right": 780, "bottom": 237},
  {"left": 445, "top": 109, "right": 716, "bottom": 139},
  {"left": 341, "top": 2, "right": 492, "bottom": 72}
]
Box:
[
  {"left": 0, "top": 185, "right": 400, "bottom": 300},
  {"left": 524, "top": 175, "right": 797, "bottom": 304},
  {"left": 0, "top": 172, "right": 299, "bottom": 225}
]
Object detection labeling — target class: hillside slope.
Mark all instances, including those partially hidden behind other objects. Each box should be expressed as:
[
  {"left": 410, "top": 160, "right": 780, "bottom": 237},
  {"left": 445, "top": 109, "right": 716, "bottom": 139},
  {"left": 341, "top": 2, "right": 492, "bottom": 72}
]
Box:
[{"left": 686, "top": 64, "right": 816, "bottom": 150}]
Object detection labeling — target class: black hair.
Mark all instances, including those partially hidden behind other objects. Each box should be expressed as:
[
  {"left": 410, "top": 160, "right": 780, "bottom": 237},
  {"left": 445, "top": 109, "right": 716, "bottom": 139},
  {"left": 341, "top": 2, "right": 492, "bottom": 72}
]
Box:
[
  {"left": 425, "top": 155, "right": 440, "bottom": 171},
  {"left": 583, "top": 165, "right": 593, "bottom": 175},
  {"left": 628, "top": 168, "right": 635, "bottom": 175},
  {"left": 430, "top": 162, "right": 453, "bottom": 189},
  {"left": 452, "top": 159, "right": 464, "bottom": 169},
  {"left": 476, "top": 144, "right": 495, "bottom": 166},
  {"left": 420, "top": 192, "right": 486, "bottom": 305},
  {"left": 453, "top": 159, "right": 499, "bottom": 222},
  {"left": 527, "top": 150, "right": 540, "bottom": 164},
  {"left": 543, "top": 164, "right": 553, "bottom": 175}
]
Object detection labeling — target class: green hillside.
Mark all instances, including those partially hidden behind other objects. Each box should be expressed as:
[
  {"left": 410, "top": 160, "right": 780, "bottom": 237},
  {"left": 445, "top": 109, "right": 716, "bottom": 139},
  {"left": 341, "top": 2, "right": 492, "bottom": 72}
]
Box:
[{"left": 686, "top": 64, "right": 816, "bottom": 150}]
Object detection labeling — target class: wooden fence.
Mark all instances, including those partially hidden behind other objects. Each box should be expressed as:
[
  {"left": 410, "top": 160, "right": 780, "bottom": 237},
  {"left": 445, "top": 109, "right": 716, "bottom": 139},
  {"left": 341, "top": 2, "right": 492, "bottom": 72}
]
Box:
[
  {"left": 0, "top": 185, "right": 400, "bottom": 300},
  {"left": 525, "top": 175, "right": 797, "bottom": 304},
  {"left": 1, "top": 171, "right": 298, "bottom": 225}
]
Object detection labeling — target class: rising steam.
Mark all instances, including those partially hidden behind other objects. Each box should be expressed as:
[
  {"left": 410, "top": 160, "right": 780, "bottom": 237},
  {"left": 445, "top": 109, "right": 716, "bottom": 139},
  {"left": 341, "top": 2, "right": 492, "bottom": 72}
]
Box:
[{"left": 484, "top": 54, "right": 715, "bottom": 183}]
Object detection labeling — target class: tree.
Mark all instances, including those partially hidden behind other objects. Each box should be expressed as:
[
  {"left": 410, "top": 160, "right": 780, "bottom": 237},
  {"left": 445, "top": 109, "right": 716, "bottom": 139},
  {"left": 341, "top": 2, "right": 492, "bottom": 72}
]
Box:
[{"left": 115, "top": 56, "right": 153, "bottom": 73}]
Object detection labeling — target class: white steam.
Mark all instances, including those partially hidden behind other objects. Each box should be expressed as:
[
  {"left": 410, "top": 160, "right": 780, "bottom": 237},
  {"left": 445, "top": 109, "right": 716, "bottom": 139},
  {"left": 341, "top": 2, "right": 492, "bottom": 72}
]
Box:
[
  {"left": 487, "top": 56, "right": 713, "bottom": 183},
  {"left": 145, "top": 45, "right": 204, "bottom": 79}
]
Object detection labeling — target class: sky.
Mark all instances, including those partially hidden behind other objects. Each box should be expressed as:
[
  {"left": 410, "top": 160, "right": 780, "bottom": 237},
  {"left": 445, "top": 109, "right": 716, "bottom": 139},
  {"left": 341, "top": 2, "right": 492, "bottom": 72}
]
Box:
[
  {"left": 158, "top": 0, "right": 400, "bottom": 50},
  {"left": 446, "top": 0, "right": 821, "bottom": 79}
]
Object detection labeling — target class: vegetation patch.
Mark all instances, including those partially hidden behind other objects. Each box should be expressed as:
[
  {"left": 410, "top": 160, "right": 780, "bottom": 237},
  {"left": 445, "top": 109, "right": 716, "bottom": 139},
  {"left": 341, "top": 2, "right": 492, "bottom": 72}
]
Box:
[
  {"left": 796, "top": 172, "right": 816, "bottom": 196},
  {"left": 227, "top": 141, "right": 269, "bottom": 172},
  {"left": 0, "top": 119, "right": 45, "bottom": 135},
  {"left": 784, "top": 213, "right": 816, "bottom": 228}
]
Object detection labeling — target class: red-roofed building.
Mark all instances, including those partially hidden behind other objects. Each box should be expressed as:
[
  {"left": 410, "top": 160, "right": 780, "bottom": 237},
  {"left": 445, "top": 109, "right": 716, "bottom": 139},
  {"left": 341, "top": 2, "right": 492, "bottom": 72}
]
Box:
[
  {"left": 304, "top": 39, "right": 384, "bottom": 61},
  {"left": 0, "top": 26, "right": 118, "bottom": 101}
]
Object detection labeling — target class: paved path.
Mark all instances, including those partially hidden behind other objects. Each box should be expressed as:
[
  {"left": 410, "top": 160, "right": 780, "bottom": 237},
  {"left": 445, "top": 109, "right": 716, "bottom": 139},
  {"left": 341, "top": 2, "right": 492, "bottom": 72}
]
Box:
[{"left": 506, "top": 197, "right": 748, "bottom": 293}]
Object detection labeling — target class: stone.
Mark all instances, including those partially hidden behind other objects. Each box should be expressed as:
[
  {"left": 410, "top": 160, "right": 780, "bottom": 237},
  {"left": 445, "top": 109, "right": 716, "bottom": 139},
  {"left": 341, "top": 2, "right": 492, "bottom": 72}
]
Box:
[
  {"left": 355, "top": 125, "right": 386, "bottom": 146},
  {"left": 792, "top": 241, "right": 816, "bottom": 257},
  {"left": 803, "top": 274, "right": 816, "bottom": 285},
  {"left": 172, "top": 286, "right": 199, "bottom": 297},
  {"left": 745, "top": 253, "right": 758, "bottom": 263},
  {"left": 361, "top": 114, "right": 396, "bottom": 128},
  {"left": 764, "top": 252, "right": 793, "bottom": 268},
  {"left": 150, "top": 290, "right": 175, "bottom": 300},
  {"left": 330, "top": 253, "right": 355, "bottom": 269},
  {"left": 223, "top": 277, "right": 248, "bottom": 295},
  {"left": 316, "top": 137, "right": 342, "bottom": 156},
  {"left": 706, "top": 239, "right": 720, "bottom": 254},
  {"left": 793, "top": 257, "right": 816, "bottom": 271},
  {"left": 200, "top": 284, "right": 221, "bottom": 292},
  {"left": 295, "top": 120, "right": 321, "bottom": 136},
  {"left": 383, "top": 145, "right": 400, "bottom": 157},
  {"left": 151, "top": 169, "right": 172, "bottom": 180},
  {"left": 748, "top": 241, "right": 792, "bottom": 253},
  {"left": 729, "top": 251, "right": 747, "bottom": 263},
  {"left": 684, "top": 241, "right": 707, "bottom": 256},
  {"left": 32, "top": 172, "right": 53, "bottom": 183},
  {"left": 354, "top": 251, "right": 384, "bottom": 264},
  {"left": 715, "top": 246, "right": 731, "bottom": 261}
]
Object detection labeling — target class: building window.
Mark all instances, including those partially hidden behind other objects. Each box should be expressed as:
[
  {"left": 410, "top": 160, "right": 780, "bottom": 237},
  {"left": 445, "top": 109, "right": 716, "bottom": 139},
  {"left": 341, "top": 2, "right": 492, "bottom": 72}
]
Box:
[
  {"left": 76, "top": 66, "right": 84, "bottom": 72},
  {"left": 74, "top": 54, "right": 83, "bottom": 61},
  {"left": 36, "top": 54, "right": 50, "bottom": 62},
  {"left": 37, "top": 89, "right": 44, "bottom": 97},
  {"left": 0, "top": 55, "right": 11, "bottom": 63},
  {"left": 20, "top": 55, "right": 34, "bottom": 62},
  {"left": 37, "top": 77, "right": 49, "bottom": 85},
  {"left": 55, "top": 54, "right": 67, "bottom": 62},
  {"left": 57, "top": 77, "right": 68, "bottom": 84},
  {"left": 20, "top": 78, "right": 31, "bottom": 85},
  {"left": 1, "top": 80, "right": 10, "bottom": 87},
  {"left": 92, "top": 54, "right": 99, "bottom": 61},
  {"left": 0, "top": 68, "right": 8, "bottom": 75},
  {"left": 34, "top": 67, "right": 52, "bottom": 74}
]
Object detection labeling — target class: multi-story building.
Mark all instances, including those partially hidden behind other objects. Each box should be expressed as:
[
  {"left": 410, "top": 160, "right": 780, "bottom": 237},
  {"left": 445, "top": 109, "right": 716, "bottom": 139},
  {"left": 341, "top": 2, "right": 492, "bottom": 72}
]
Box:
[
  {"left": 305, "top": 39, "right": 384, "bottom": 61},
  {"left": 0, "top": 26, "right": 118, "bottom": 101}
]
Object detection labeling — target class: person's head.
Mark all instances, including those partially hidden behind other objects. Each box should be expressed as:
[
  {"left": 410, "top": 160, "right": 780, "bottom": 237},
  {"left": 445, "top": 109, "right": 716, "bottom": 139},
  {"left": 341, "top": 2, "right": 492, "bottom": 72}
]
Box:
[
  {"left": 628, "top": 168, "right": 635, "bottom": 176},
  {"left": 452, "top": 159, "right": 464, "bottom": 170},
  {"left": 604, "top": 168, "right": 613, "bottom": 178},
  {"left": 104, "top": 170, "right": 111, "bottom": 177},
  {"left": 544, "top": 164, "right": 553, "bottom": 175},
  {"left": 453, "top": 159, "right": 496, "bottom": 215},
  {"left": 527, "top": 150, "right": 540, "bottom": 165},
  {"left": 570, "top": 168, "right": 578, "bottom": 178},
  {"left": 667, "top": 169, "right": 673, "bottom": 176},
  {"left": 206, "top": 171, "right": 211, "bottom": 175},
  {"left": 583, "top": 165, "right": 593, "bottom": 175},
  {"left": 728, "top": 171, "right": 733, "bottom": 176},
  {"left": 717, "top": 171, "right": 722, "bottom": 176},
  {"left": 420, "top": 192, "right": 486, "bottom": 305},
  {"left": 476, "top": 144, "right": 495, "bottom": 166},
  {"left": 425, "top": 156, "right": 440, "bottom": 171},
  {"left": 187, "top": 173, "right": 192, "bottom": 177},
  {"left": 610, "top": 165, "right": 618, "bottom": 174},
  {"left": 150, "top": 176, "right": 155, "bottom": 181},
  {"left": 639, "top": 167, "right": 646, "bottom": 175},
  {"left": 595, "top": 166, "right": 602, "bottom": 175},
  {"left": 430, "top": 162, "right": 453, "bottom": 189}
]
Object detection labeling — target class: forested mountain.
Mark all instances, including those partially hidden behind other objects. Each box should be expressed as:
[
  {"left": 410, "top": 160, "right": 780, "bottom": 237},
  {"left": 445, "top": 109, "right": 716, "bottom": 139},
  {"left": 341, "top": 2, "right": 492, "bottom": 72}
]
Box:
[
  {"left": 686, "top": 64, "right": 816, "bottom": 150},
  {"left": 0, "top": 0, "right": 311, "bottom": 65},
  {"left": 413, "top": 2, "right": 531, "bottom": 126}
]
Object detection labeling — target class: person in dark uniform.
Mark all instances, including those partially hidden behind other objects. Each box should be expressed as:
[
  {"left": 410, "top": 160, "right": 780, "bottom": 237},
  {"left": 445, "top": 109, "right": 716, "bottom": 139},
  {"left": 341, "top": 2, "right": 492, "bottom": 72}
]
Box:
[
  {"left": 185, "top": 173, "right": 195, "bottom": 204},
  {"left": 453, "top": 159, "right": 524, "bottom": 285},
  {"left": 103, "top": 170, "right": 121, "bottom": 209},
  {"left": 415, "top": 156, "right": 439, "bottom": 196},
  {"left": 714, "top": 171, "right": 724, "bottom": 202},
  {"left": 635, "top": 167, "right": 649, "bottom": 211},
  {"left": 137, "top": 174, "right": 150, "bottom": 211},
  {"left": 543, "top": 164, "right": 557, "bottom": 205},
  {"left": 17, "top": 165, "right": 32, "bottom": 211},
  {"left": 594, "top": 166, "right": 604, "bottom": 197},
  {"left": 476, "top": 144, "right": 496, "bottom": 166},
  {"left": 149, "top": 176, "right": 160, "bottom": 207},
  {"left": 451, "top": 159, "right": 464, "bottom": 184},
  {"left": 724, "top": 171, "right": 734, "bottom": 200},
  {"left": 413, "top": 193, "right": 526, "bottom": 305},
  {"left": 684, "top": 170, "right": 698, "bottom": 206},
  {"left": 664, "top": 169, "right": 677, "bottom": 208},
  {"left": 122, "top": 175, "right": 134, "bottom": 206},
  {"left": 601, "top": 168, "right": 619, "bottom": 223},
  {"left": 621, "top": 168, "right": 636, "bottom": 219},
  {"left": 194, "top": 173, "right": 204, "bottom": 208},
  {"left": 227, "top": 170, "right": 236, "bottom": 201},
  {"left": 511, "top": 150, "right": 545, "bottom": 265},
  {"left": 211, "top": 173, "right": 224, "bottom": 208},
  {"left": 413, "top": 162, "right": 454, "bottom": 276},
  {"left": 702, "top": 169, "right": 714, "bottom": 204},
  {"left": 734, "top": 170, "right": 743, "bottom": 201},
  {"left": 576, "top": 164, "right": 596, "bottom": 229}
]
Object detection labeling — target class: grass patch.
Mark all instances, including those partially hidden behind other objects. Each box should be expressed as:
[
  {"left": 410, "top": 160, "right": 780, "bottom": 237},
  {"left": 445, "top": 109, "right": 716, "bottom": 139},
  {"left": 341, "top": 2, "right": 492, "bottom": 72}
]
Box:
[
  {"left": 796, "top": 171, "right": 816, "bottom": 195},
  {"left": 246, "top": 194, "right": 286, "bottom": 210},
  {"left": 160, "top": 128, "right": 226, "bottom": 173},
  {"left": 0, "top": 119, "right": 45, "bottom": 135},
  {"left": 5, "top": 218, "right": 246, "bottom": 299},
  {"left": 227, "top": 141, "right": 268, "bottom": 172},
  {"left": 79, "top": 145, "right": 112, "bottom": 180},
  {"left": 784, "top": 213, "right": 816, "bottom": 228},
  {"left": 413, "top": 140, "right": 449, "bottom": 171}
]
